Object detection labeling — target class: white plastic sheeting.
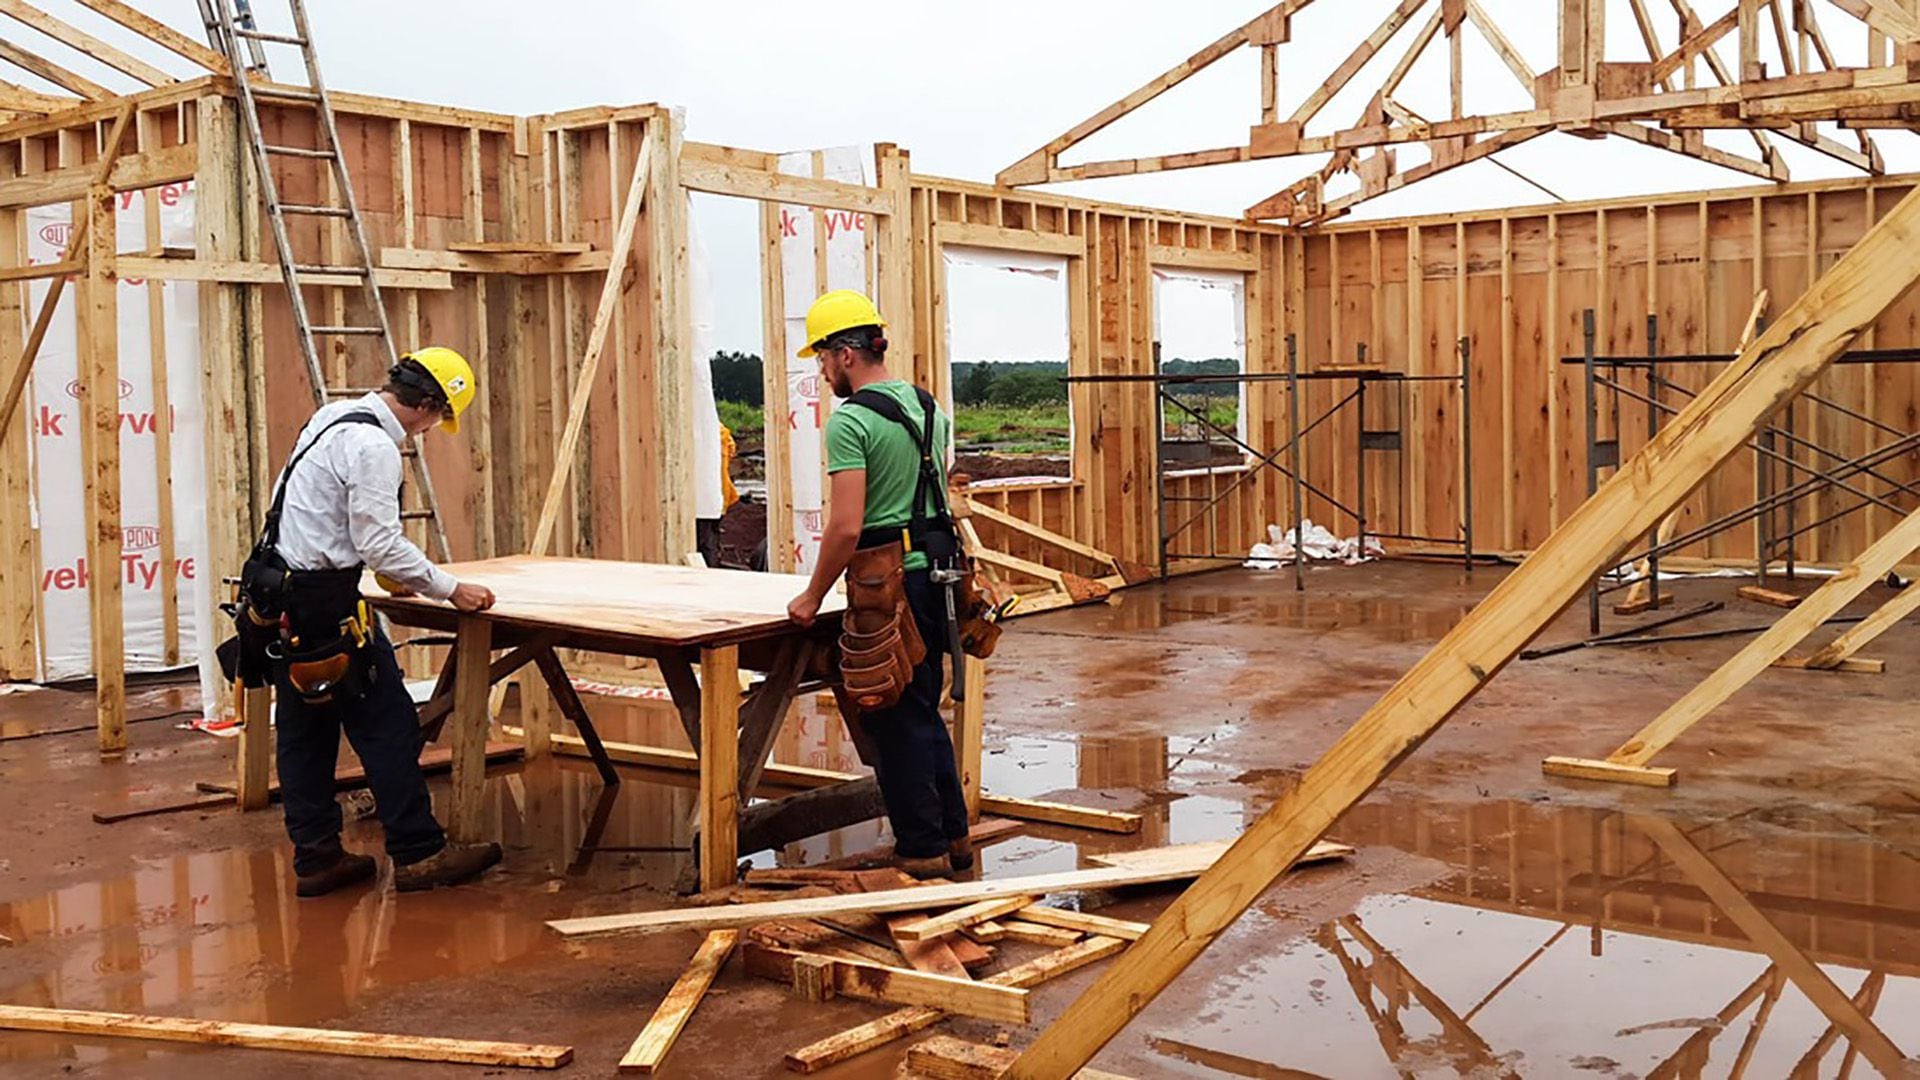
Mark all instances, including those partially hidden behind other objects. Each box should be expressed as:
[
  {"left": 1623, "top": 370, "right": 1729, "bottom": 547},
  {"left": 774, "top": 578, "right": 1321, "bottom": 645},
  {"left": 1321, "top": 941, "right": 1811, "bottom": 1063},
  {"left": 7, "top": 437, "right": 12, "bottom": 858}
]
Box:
[
  {"left": 1247, "top": 520, "right": 1384, "bottom": 568},
  {"left": 776, "top": 146, "right": 871, "bottom": 574},
  {"left": 687, "top": 192, "right": 726, "bottom": 524},
  {"left": 24, "top": 183, "right": 211, "bottom": 704}
]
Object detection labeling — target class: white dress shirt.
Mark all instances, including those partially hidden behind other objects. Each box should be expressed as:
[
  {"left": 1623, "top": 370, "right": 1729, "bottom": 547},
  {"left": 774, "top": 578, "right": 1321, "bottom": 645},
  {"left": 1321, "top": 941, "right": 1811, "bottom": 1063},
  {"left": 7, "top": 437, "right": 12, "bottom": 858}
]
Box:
[{"left": 273, "top": 392, "right": 457, "bottom": 601}]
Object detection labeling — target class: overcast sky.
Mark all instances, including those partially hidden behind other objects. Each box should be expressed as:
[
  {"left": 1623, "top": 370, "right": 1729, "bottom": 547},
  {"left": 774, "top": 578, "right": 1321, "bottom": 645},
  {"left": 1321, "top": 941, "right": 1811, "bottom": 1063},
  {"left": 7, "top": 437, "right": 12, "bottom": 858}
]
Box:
[{"left": 81, "top": 2, "right": 1920, "bottom": 358}]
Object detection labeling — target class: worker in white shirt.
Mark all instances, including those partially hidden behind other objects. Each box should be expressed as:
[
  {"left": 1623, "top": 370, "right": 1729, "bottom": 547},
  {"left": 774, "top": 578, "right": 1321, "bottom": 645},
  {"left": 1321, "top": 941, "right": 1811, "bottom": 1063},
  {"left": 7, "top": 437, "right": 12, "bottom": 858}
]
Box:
[{"left": 231, "top": 347, "right": 502, "bottom": 898}]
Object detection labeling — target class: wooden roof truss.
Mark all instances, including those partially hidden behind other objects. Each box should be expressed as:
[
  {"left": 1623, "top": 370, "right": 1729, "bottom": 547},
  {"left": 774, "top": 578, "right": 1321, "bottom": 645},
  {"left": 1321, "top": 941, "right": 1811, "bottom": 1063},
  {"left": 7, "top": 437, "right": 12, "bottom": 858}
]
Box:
[
  {"left": 0, "top": 0, "right": 225, "bottom": 119},
  {"left": 997, "top": 0, "right": 1920, "bottom": 225}
]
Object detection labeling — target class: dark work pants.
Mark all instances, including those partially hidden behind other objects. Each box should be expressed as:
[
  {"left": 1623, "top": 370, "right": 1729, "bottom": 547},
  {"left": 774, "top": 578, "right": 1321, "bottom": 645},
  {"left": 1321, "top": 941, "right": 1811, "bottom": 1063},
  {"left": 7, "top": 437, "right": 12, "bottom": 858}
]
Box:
[
  {"left": 274, "top": 631, "right": 446, "bottom": 876},
  {"left": 863, "top": 569, "right": 970, "bottom": 859}
]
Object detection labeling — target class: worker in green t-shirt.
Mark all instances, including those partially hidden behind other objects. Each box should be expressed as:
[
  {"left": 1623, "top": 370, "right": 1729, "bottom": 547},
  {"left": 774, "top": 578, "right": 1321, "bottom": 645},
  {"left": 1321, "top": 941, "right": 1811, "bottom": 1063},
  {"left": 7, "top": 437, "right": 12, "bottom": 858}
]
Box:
[{"left": 787, "top": 290, "right": 971, "bottom": 878}]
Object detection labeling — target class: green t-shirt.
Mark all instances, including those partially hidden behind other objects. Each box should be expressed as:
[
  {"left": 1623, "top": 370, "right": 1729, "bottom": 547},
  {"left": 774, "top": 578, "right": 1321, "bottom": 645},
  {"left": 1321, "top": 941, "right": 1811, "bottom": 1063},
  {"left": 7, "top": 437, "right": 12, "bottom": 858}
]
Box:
[{"left": 825, "top": 380, "right": 952, "bottom": 571}]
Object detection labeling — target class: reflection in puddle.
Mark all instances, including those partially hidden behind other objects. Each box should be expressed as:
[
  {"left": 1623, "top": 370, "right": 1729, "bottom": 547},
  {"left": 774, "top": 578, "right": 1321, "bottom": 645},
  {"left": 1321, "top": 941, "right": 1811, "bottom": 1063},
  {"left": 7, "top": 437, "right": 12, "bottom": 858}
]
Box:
[
  {"left": 1077, "top": 578, "right": 1475, "bottom": 643},
  {"left": 1154, "top": 798, "right": 1920, "bottom": 1078}
]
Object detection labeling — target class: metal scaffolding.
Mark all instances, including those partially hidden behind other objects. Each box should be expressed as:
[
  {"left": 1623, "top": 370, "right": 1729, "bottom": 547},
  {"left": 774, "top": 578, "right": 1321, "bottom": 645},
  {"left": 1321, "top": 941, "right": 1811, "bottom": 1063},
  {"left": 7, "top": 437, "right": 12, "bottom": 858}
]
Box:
[
  {"left": 1572, "top": 309, "right": 1920, "bottom": 634},
  {"left": 1063, "top": 334, "right": 1476, "bottom": 591}
]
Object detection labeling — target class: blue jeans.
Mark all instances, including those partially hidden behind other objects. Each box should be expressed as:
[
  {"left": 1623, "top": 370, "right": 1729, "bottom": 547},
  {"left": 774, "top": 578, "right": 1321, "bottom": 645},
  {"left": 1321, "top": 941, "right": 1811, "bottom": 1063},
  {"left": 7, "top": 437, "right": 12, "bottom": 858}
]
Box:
[
  {"left": 274, "top": 632, "right": 446, "bottom": 875},
  {"left": 862, "top": 569, "right": 970, "bottom": 858}
]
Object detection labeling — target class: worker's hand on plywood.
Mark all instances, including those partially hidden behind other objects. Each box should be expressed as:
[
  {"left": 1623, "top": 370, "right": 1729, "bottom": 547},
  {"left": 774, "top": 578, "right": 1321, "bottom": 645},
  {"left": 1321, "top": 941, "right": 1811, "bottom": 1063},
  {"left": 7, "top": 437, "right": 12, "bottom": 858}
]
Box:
[
  {"left": 450, "top": 581, "right": 496, "bottom": 613},
  {"left": 788, "top": 591, "right": 822, "bottom": 628}
]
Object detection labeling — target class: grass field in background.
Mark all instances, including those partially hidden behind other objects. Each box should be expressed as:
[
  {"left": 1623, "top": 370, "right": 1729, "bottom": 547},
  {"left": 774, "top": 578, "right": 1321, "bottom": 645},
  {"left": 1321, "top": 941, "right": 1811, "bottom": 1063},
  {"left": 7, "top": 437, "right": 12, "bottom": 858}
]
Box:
[{"left": 714, "top": 399, "right": 1240, "bottom": 456}]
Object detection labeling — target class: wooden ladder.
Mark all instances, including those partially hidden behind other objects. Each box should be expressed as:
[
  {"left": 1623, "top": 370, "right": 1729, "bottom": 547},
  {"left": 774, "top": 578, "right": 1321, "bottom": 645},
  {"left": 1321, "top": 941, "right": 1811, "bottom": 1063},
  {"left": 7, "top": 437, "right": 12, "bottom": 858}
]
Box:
[{"left": 198, "top": 0, "right": 452, "bottom": 561}]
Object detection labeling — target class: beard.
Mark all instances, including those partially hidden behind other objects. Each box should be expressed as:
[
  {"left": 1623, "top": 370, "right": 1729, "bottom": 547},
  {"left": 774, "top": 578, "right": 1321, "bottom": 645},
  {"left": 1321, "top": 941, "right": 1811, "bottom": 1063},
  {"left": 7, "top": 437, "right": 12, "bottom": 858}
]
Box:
[{"left": 825, "top": 368, "right": 853, "bottom": 399}]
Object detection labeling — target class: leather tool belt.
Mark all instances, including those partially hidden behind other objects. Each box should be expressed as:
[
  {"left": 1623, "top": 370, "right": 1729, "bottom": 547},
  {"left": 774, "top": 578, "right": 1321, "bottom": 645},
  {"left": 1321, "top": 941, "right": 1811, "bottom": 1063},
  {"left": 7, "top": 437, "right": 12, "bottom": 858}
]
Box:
[{"left": 837, "top": 539, "right": 925, "bottom": 713}]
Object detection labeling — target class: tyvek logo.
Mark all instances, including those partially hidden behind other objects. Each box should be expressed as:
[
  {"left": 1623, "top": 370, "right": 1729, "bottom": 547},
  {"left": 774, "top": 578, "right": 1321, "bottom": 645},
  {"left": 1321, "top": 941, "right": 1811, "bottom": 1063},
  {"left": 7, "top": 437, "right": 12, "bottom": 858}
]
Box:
[
  {"left": 63, "top": 378, "right": 135, "bottom": 400},
  {"left": 38, "top": 221, "right": 72, "bottom": 249},
  {"left": 121, "top": 525, "right": 159, "bottom": 551}
]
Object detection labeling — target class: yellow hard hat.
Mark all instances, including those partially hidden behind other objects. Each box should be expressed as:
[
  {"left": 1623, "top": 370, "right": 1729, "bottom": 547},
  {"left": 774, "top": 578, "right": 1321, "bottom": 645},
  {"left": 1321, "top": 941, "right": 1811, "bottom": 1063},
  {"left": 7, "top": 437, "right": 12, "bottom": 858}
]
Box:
[
  {"left": 799, "top": 290, "right": 886, "bottom": 358},
  {"left": 402, "top": 346, "right": 475, "bottom": 434}
]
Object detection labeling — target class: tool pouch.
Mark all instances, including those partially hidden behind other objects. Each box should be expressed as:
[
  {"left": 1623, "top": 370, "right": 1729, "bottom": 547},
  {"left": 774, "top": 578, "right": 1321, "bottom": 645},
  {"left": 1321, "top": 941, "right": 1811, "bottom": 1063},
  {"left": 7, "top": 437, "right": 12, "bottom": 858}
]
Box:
[
  {"left": 274, "top": 567, "right": 374, "bottom": 706},
  {"left": 838, "top": 541, "right": 924, "bottom": 713},
  {"left": 217, "top": 593, "right": 284, "bottom": 689},
  {"left": 276, "top": 628, "right": 373, "bottom": 706}
]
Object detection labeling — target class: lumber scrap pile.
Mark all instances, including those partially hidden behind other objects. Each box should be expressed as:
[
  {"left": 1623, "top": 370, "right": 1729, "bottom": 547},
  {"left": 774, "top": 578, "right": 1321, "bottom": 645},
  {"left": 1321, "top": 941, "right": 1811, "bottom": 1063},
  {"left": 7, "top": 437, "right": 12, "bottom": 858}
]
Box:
[
  {"left": 594, "top": 840, "right": 1352, "bottom": 1074},
  {"left": 953, "top": 480, "right": 1147, "bottom": 619}
]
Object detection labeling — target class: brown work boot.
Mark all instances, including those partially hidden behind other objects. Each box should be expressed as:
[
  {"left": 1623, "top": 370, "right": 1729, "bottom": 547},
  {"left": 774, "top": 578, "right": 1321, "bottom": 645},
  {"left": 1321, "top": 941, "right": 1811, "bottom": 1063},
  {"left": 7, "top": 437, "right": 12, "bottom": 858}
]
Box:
[
  {"left": 296, "top": 851, "right": 376, "bottom": 898},
  {"left": 394, "top": 842, "right": 502, "bottom": 892},
  {"left": 947, "top": 835, "right": 976, "bottom": 873},
  {"left": 895, "top": 852, "right": 949, "bottom": 880}
]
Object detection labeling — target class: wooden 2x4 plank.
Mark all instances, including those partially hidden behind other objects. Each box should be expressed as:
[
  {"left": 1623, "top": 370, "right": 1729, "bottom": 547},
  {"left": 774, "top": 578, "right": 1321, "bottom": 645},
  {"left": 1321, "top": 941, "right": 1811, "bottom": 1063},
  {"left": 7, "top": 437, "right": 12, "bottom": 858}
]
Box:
[
  {"left": 784, "top": 936, "right": 1128, "bottom": 1074},
  {"left": 744, "top": 945, "right": 1029, "bottom": 1023},
  {"left": 550, "top": 841, "right": 1347, "bottom": 939},
  {"left": 0, "top": 1004, "right": 571, "bottom": 1068},
  {"left": 619, "top": 930, "right": 736, "bottom": 1074}
]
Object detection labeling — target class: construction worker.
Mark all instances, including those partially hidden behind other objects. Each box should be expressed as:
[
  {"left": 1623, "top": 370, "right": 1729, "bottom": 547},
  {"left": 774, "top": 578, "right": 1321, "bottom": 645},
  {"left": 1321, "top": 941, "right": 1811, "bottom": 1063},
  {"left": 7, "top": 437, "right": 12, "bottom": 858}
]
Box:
[
  {"left": 787, "top": 291, "right": 972, "bottom": 878},
  {"left": 236, "top": 348, "right": 503, "bottom": 898}
]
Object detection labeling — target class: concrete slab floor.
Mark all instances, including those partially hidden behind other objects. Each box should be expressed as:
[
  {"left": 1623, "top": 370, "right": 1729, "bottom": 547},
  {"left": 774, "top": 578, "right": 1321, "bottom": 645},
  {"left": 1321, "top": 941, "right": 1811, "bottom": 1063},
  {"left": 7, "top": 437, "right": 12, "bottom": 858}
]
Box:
[{"left": 0, "top": 561, "right": 1917, "bottom": 1077}]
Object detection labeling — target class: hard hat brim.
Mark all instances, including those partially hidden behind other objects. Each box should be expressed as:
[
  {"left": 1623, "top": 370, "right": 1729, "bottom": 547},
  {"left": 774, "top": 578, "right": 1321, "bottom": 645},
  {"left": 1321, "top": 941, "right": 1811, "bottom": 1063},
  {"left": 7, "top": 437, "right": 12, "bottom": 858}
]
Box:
[{"left": 439, "top": 413, "right": 460, "bottom": 435}]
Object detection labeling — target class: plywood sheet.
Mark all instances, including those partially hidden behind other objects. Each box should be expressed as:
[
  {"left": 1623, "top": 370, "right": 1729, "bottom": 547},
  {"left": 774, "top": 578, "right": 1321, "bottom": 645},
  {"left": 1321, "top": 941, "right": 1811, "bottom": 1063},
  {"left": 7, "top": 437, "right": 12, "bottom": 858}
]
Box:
[{"left": 367, "top": 555, "right": 841, "bottom": 647}]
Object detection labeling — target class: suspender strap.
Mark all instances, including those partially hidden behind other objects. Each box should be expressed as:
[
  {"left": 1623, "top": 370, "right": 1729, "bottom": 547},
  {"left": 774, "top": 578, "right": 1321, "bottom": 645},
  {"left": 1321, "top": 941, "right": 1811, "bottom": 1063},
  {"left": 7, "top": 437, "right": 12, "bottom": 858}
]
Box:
[
  {"left": 256, "top": 411, "right": 383, "bottom": 554},
  {"left": 845, "top": 385, "right": 951, "bottom": 543}
]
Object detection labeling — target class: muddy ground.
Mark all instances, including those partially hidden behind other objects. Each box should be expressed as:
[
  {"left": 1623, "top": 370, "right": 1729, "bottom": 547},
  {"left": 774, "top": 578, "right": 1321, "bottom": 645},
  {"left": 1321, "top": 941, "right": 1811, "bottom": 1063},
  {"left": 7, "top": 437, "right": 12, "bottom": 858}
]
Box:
[{"left": 2, "top": 562, "right": 1918, "bottom": 1077}]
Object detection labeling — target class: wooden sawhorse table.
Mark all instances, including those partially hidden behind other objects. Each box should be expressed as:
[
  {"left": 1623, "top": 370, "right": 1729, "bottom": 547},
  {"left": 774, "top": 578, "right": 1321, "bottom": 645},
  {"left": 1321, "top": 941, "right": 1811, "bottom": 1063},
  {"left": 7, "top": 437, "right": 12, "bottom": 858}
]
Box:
[{"left": 368, "top": 556, "right": 845, "bottom": 889}]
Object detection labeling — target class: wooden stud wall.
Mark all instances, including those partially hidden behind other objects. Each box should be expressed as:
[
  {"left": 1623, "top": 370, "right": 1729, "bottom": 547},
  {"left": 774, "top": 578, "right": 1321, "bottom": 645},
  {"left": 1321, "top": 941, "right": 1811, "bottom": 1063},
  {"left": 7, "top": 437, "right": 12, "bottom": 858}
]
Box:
[
  {"left": 0, "top": 84, "right": 691, "bottom": 700},
  {"left": 1302, "top": 175, "right": 1920, "bottom": 563}
]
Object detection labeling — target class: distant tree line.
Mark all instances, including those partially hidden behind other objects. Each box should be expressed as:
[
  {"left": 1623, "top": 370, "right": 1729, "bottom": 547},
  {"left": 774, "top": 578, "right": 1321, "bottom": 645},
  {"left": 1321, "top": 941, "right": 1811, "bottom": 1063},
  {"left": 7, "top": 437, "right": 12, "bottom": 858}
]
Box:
[
  {"left": 708, "top": 352, "right": 1240, "bottom": 407},
  {"left": 710, "top": 351, "right": 764, "bottom": 406}
]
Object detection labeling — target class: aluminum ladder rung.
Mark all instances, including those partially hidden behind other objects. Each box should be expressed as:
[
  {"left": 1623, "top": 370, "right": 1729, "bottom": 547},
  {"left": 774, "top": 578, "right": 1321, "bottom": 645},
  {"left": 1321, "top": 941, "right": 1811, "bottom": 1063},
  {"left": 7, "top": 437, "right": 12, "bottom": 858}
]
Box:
[
  {"left": 322, "top": 386, "right": 375, "bottom": 396},
  {"left": 280, "top": 204, "right": 350, "bottom": 217},
  {"left": 248, "top": 85, "right": 319, "bottom": 103},
  {"left": 233, "top": 27, "right": 306, "bottom": 45},
  {"left": 264, "top": 144, "right": 334, "bottom": 159},
  {"left": 399, "top": 510, "right": 435, "bottom": 521},
  {"left": 310, "top": 325, "right": 384, "bottom": 335},
  {"left": 292, "top": 264, "right": 369, "bottom": 277}
]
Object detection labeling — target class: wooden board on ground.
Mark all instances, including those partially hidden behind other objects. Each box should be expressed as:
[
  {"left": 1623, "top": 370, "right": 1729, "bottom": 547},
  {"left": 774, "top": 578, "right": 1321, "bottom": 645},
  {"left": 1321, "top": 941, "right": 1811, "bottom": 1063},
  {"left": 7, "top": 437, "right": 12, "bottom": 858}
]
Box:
[
  {"left": 741, "top": 944, "right": 1029, "bottom": 1023},
  {"left": 619, "top": 929, "right": 736, "bottom": 1074},
  {"left": 92, "top": 791, "right": 236, "bottom": 824},
  {"left": 907, "top": 1035, "right": 1135, "bottom": 1080},
  {"left": 782, "top": 936, "right": 1128, "bottom": 1074},
  {"left": 1015, "top": 906, "right": 1150, "bottom": 942},
  {"left": 1086, "top": 838, "right": 1355, "bottom": 873},
  {"left": 887, "top": 914, "right": 972, "bottom": 979},
  {"left": 995, "top": 920, "right": 1083, "bottom": 948},
  {"left": 977, "top": 793, "right": 1140, "bottom": 834},
  {"left": 812, "top": 818, "right": 1024, "bottom": 869},
  {"left": 0, "top": 1004, "right": 571, "bottom": 1068},
  {"left": 1541, "top": 756, "right": 1679, "bottom": 787},
  {"left": 1737, "top": 585, "right": 1802, "bottom": 609},
  {"left": 550, "top": 842, "right": 1350, "bottom": 939},
  {"left": 366, "top": 557, "right": 843, "bottom": 648},
  {"left": 197, "top": 742, "right": 525, "bottom": 801},
  {"left": 892, "top": 896, "right": 1033, "bottom": 942}
]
